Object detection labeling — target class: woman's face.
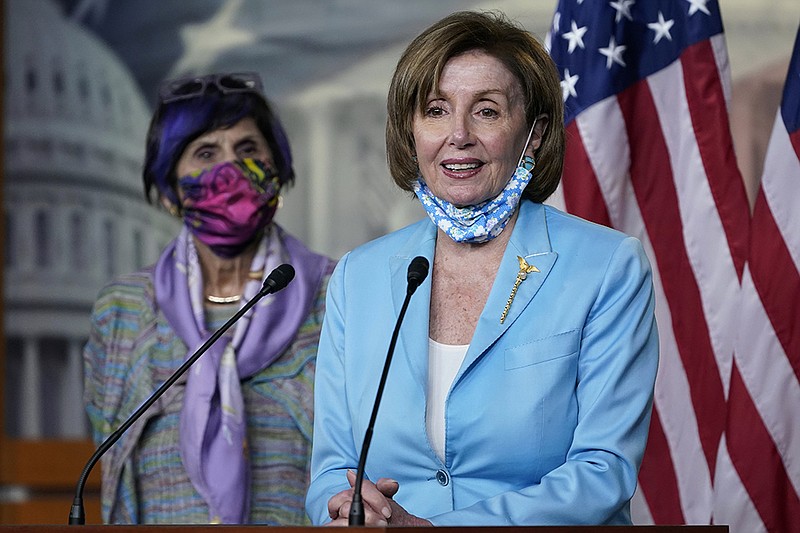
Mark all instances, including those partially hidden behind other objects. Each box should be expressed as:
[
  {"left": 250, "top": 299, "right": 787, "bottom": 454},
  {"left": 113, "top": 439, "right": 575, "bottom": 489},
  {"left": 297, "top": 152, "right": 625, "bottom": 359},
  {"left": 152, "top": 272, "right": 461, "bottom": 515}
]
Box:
[
  {"left": 412, "top": 50, "right": 532, "bottom": 208},
  {"left": 175, "top": 116, "right": 274, "bottom": 179}
]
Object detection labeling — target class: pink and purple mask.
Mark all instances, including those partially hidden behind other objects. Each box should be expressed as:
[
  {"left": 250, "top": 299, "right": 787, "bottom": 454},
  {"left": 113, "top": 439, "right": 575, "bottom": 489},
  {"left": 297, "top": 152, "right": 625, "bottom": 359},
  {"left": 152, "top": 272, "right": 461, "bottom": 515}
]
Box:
[{"left": 177, "top": 158, "right": 280, "bottom": 258}]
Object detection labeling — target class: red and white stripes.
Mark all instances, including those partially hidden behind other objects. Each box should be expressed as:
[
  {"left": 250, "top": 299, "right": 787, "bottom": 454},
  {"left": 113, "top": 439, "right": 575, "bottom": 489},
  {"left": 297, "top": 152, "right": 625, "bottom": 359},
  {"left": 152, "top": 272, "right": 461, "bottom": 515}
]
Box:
[{"left": 559, "top": 34, "right": 751, "bottom": 526}]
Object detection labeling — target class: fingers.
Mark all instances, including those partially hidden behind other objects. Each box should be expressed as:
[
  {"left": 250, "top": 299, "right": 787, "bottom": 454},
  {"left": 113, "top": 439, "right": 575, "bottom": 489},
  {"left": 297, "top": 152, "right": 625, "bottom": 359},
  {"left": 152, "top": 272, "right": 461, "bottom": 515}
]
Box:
[
  {"left": 376, "top": 477, "right": 399, "bottom": 498},
  {"left": 327, "top": 487, "right": 353, "bottom": 520},
  {"left": 344, "top": 469, "right": 392, "bottom": 524},
  {"left": 331, "top": 500, "right": 389, "bottom": 526},
  {"left": 328, "top": 470, "right": 427, "bottom": 527}
]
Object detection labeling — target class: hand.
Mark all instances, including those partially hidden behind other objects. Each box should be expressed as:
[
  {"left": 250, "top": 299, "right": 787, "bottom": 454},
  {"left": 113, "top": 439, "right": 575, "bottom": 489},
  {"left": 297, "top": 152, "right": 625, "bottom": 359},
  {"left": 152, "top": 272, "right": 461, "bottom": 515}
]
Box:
[{"left": 324, "top": 470, "right": 431, "bottom": 527}]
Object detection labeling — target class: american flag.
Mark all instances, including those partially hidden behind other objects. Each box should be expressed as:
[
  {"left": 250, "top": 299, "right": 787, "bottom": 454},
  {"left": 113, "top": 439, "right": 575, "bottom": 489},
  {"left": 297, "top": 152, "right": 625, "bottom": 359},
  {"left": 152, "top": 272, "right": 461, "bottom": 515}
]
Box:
[
  {"left": 712, "top": 27, "right": 800, "bottom": 533},
  {"left": 547, "top": 0, "right": 752, "bottom": 526}
]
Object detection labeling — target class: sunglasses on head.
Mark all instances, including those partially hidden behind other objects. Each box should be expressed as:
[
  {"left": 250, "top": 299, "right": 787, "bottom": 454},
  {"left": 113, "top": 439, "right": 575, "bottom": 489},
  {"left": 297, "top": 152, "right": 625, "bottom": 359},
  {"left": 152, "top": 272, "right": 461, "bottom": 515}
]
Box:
[{"left": 158, "top": 72, "right": 264, "bottom": 104}]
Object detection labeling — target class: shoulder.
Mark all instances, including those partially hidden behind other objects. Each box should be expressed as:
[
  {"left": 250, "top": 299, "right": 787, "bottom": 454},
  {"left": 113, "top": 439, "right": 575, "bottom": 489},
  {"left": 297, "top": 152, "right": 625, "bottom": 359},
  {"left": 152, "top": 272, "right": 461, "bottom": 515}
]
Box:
[
  {"left": 275, "top": 225, "right": 337, "bottom": 284},
  {"left": 338, "top": 217, "right": 430, "bottom": 273},
  {"left": 91, "top": 266, "right": 157, "bottom": 323},
  {"left": 541, "top": 204, "right": 648, "bottom": 264},
  {"left": 542, "top": 204, "right": 630, "bottom": 243}
]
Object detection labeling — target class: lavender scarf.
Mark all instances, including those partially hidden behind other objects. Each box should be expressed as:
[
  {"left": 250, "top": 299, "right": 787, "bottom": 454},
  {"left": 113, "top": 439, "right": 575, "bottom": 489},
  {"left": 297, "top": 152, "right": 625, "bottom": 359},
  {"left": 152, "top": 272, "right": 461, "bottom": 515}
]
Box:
[{"left": 154, "top": 224, "right": 329, "bottom": 523}]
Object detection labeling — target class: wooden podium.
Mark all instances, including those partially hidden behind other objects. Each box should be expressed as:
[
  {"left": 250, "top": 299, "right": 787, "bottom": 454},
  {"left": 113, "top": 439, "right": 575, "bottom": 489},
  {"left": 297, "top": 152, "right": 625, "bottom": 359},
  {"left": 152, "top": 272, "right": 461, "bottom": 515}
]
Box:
[{"left": 0, "top": 526, "right": 729, "bottom": 532}]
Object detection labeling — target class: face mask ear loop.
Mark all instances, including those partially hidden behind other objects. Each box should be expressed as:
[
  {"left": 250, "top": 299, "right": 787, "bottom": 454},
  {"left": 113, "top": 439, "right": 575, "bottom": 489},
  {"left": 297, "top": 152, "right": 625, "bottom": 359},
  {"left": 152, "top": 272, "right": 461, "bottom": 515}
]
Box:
[{"left": 516, "top": 118, "right": 538, "bottom": 168}]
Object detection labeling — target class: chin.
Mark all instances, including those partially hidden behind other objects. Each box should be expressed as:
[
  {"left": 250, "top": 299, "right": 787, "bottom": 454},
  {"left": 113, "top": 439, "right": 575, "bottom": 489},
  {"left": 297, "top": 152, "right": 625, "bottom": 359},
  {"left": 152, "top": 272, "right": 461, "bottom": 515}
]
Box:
[{"left": 448, "top": 194, "right": 492, "bottom": 208}]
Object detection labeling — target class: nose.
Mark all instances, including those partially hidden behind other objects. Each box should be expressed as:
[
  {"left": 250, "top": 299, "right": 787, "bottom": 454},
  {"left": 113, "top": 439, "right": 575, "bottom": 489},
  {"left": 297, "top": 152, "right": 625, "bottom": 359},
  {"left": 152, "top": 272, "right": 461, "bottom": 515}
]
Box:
[
  {"left": 448, "top": 114, "right": 474, "bottom": 148},
  {"left": 220, "top": 145, "right": 238, "bottom": 162}
]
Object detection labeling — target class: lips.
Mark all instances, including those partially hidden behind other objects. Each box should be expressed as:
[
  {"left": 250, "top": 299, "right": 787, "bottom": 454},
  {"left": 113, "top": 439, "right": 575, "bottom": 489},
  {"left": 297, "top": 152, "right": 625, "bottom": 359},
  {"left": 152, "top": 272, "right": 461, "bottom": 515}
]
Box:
[
  {"left": 443, "top": 162, "right": 480, "bottom": 170},
  {"left": 440, "top": 159, "right": 484, "bottom": 178}
]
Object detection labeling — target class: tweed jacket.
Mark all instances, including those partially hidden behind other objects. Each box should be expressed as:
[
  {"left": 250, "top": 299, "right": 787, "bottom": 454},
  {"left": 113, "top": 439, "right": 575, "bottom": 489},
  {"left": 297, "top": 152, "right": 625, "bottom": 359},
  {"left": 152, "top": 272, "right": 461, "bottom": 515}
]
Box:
[{"left": 84, "top": 244, "right": 335, "bottom": 524}]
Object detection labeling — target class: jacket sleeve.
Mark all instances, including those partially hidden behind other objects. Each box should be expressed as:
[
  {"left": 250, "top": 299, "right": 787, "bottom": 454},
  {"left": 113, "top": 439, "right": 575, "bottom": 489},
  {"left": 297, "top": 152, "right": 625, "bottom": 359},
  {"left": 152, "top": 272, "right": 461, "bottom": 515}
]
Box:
[
  {"left": 305, "top": 253, "right": 360, "bottom": 524},
  {"left": 82, "top": 280, "right": 143, "bottom": 523}
]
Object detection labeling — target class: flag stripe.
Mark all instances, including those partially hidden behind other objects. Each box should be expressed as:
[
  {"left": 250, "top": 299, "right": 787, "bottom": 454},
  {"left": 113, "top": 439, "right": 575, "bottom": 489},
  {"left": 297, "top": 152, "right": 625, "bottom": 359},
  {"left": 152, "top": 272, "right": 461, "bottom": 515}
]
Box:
[
  {"left": 717, "top": 25, "right": 800, "bottom": 531},
  {"left": 721, "top": 259, "right": 800, "bottom": 530},
  {"left": 637, "top": 406, "right": 685, "bottom": 524},
  {"left": 680, "top": 39, "right": 750, "bottom": 279},
  {"left": 550, "top": 2, "right": 800, "bottom": 529},
  {"left": 618, "top": 78, "right": 725, "bottom": 472},
  {"left": 749, "top": 192, "right": 800, "bottom": 380},
  {"left": 760, "top": 122, "right": 800, "bottom": 275},
  {"left": 734, "top": 267, "right": 800, "bottom": 494},
  {"left": 572, "top": 96, "right": 713, "bottom": 521},
  {"left": 647, "top": 55, "right": 741, "bottom": 391},
  {"left": 713, "top": 436, "right": 767, "bottom": 532},
  {"left": 791, "top": 130, "right": 800, "bottom": 160},
  {"left": 561, "top": 121, "right": 612, "bottom": 226},
  {"left": 645, "top": 232, "right": 713, "bottom": 523},
  {"left": 572, "top": 96, "right": 630, "bottom": 229},
  {"left": 726, "top": 363, "right": 800, "bottom": 533}
]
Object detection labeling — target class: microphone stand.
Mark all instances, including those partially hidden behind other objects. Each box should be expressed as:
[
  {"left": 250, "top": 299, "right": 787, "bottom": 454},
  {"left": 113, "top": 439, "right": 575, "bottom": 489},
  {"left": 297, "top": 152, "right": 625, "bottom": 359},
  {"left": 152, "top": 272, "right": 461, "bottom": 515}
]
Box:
[
  {"left": 349, "top": 257, "right": 428, "bottom": 526},
  {"left": 68, "top": 264, "right": 295, "bottom": 524}
]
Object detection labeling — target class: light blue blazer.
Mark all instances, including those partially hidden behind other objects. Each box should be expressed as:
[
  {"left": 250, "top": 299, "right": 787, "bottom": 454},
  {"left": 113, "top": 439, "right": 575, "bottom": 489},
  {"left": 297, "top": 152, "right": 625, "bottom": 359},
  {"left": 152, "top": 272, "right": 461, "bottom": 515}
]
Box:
[{"left": 306, "top": 200, "right": 658, "bottom": 525}]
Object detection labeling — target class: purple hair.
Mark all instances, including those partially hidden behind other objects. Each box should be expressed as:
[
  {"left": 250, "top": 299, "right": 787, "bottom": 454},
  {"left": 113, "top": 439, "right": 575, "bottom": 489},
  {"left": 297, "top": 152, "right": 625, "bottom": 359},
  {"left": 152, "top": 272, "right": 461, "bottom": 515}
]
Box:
[{"left": 143, "top": 87, "right": 294, "bottom": 205}]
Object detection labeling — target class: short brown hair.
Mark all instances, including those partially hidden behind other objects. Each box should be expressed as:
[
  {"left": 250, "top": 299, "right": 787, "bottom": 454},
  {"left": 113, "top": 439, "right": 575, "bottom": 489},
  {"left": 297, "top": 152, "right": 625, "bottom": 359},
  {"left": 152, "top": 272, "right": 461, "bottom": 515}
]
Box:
[{"left": 386, "top": 10, "right": 565, "bottom": 203}]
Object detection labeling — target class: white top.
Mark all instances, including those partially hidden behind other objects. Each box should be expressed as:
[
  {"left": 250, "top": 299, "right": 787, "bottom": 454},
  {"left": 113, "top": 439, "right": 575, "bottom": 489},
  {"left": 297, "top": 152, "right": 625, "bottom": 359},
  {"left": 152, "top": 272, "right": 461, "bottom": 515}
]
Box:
[{"left": 426, "top": 338, "right": 469, "bottom": 463}]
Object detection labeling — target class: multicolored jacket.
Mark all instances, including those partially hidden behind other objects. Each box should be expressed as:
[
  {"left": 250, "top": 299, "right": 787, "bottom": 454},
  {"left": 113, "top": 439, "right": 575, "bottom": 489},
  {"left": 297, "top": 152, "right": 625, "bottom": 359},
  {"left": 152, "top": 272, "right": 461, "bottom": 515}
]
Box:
[{"left": 84, "top": 250, "right": 335, "bottom": 524}]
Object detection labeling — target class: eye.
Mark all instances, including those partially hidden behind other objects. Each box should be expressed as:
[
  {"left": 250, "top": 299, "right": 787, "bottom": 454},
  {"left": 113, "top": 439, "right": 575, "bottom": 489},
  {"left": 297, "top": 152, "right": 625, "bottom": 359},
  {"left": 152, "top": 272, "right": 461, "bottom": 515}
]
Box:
[
  {"left": 196, "top": 148, "right": 215, "bottom": 160},
  {"left": 478, "top": 107, "right": 499, "bottom": 118},
  {"left": 423, "top": 98, "right": 449, "bottom": 118},
  {"left": 424, "top": 105, "right": 445, "bottom": 117},
  {"left": 235, "top": 140, "right": 268, "bottom": 160}
]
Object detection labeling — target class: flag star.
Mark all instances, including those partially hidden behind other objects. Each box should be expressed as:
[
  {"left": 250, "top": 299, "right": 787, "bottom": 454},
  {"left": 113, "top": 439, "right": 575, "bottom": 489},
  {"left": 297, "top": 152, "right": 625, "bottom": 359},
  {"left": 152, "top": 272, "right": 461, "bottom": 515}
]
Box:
[
  {"left": 599, "top": 36, "right": 627, "bottom": 69},
  {"left": 610, "top": 0, "right": 635, "bottom": 23},
  {"left": 562, "top": 21, "right": 588, "bottom": 53},
  {"left": 553, "top": 12, "right": 561, "bottom": 34},
  {"left": 687, "top": 0, "right": 711, "bottom": 16},
  {"left": 648, "top": 11, "right": 674, "bottom": 43},
  {"left": 561, "top": 69, "right": 579, "bottom": 101}
]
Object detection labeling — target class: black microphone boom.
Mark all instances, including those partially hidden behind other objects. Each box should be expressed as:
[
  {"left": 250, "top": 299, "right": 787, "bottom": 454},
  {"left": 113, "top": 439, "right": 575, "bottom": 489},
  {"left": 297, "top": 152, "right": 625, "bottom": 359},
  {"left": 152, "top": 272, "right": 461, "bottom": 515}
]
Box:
[
  {"left": 348, "top": 256, "right": 429, "bottom": 526},
  {"left": 68, "top": 263, "right": 295, "bottom": 525}
]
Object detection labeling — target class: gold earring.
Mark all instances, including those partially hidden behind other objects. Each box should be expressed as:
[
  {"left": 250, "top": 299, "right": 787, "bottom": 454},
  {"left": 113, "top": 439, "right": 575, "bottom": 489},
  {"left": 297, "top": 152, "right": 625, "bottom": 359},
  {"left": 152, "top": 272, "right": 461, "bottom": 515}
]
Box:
[{"left": 168, "top": 204, "right": 182, "bottom": 217}]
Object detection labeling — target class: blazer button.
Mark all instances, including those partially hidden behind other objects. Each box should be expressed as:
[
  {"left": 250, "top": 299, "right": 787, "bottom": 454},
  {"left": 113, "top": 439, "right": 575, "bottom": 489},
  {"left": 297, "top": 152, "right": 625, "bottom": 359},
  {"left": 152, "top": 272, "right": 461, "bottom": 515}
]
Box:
[{"left": 435, "top": 469, "right": 450, "bottom": 486}]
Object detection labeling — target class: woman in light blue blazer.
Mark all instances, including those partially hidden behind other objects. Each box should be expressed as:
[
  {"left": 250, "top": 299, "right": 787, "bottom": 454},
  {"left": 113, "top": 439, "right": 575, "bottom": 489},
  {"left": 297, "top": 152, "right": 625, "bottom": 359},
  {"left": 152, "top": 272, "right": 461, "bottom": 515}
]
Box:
[{"left": 306, "top": 11, "right": 658, "bottom": 527}]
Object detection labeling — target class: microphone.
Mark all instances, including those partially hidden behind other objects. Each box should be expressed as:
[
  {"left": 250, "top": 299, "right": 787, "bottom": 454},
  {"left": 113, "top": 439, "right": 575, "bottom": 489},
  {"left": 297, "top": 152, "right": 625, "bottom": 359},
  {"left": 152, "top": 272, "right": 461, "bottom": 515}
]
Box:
[
  {"left": 68, "top": 263, "right": 296, "bottom": 525},
  {"left": 348, "top": 256, "right": 429, "bottom": 526}
]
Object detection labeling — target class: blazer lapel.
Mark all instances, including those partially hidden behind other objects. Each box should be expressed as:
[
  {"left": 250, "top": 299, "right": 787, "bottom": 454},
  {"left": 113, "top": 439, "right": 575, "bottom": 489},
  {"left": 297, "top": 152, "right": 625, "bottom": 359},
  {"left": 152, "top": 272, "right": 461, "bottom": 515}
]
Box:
[
  {"left": 457, "top": 202, "right": 558, "bottom": 381},
  {"left": 390, "top": 222, "right": 437, "bottom": 389}
]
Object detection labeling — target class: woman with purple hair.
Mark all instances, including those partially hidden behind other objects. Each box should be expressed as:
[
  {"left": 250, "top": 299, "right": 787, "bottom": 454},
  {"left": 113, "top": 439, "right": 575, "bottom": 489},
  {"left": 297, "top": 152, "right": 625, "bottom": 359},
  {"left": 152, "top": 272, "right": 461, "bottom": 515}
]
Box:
[{"left": 83, "top": 72, "right": 335, "bottom": 524}]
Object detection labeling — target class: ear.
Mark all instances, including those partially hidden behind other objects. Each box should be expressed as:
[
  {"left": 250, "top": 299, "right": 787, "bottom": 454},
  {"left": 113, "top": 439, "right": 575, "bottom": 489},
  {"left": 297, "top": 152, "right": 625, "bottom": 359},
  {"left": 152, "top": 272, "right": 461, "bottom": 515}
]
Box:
[
  {"left": 159, "top": 195, "right": 174, "bottom": 211},
  {"left": 526, "top": 114, "right": 550, "bottom": 154},
  {"left": 159, "top": 195, "right": 182, "bottom": 217}
]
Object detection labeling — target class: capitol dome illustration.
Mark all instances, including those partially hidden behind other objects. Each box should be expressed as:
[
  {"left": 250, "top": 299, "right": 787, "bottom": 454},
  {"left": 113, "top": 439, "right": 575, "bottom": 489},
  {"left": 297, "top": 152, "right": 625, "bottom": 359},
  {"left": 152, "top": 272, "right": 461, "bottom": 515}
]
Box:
[{"left": 3, "top": 0, "right": 179, "bottom": 439}]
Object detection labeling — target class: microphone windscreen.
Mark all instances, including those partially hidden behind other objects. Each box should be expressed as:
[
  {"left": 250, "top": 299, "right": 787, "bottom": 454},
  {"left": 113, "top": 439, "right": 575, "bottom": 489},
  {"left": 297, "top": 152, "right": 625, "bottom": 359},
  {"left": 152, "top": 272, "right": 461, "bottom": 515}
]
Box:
[
  {"left": 407, "top": 256, "right": 430, "bottom": 286},
  {"left": 264, "top": 263, "right": 295, "bottom": 293}
]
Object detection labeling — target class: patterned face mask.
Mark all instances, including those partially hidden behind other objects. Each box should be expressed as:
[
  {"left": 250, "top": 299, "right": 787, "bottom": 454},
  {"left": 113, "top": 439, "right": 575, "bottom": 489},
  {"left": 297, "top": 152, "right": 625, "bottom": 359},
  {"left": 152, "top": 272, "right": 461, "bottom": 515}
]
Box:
[
  {"left": 414, "top": 155, "right": 536, "bottom": 243},
  {"left": 177, "top": 158, "right": 280, "bottom": 258}
]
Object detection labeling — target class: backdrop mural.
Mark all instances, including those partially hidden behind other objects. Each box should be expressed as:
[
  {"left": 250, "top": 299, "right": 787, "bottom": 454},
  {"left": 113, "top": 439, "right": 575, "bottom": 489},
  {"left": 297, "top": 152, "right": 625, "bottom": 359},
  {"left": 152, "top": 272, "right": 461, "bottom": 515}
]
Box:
[
  {"left": 1, "top": 0, "right": 560, "bottom": 444},
  {"left": 2, "top": 0, "right": 798, "bottom": 523}
]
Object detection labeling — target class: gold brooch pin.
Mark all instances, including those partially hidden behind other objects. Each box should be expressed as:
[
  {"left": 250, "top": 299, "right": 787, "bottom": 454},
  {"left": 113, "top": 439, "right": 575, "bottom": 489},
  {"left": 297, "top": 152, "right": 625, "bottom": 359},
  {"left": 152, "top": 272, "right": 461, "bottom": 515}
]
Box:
[{"left": 500, "top": 256, "right": 540, "bottom": 323}]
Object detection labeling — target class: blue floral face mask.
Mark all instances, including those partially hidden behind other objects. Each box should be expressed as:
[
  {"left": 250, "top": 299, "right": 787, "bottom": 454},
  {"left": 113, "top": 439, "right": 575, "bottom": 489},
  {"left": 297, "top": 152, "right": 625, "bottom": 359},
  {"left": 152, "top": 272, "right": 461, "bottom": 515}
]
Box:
[{"left": 413, "top": 121, "right": 537, "bottom": 244}]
